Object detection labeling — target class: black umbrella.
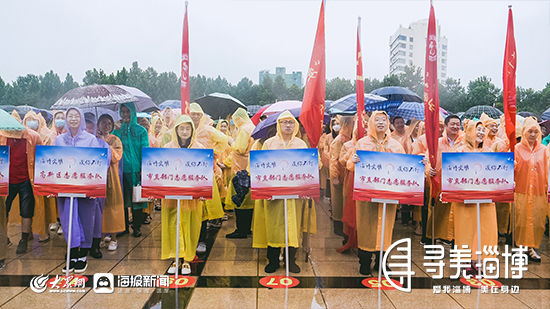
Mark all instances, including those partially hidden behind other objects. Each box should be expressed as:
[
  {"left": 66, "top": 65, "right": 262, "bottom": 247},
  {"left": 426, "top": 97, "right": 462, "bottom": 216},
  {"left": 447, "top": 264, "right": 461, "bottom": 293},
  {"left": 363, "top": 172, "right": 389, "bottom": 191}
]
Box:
[
  {"left": 462, "top": 105, "right": 503, "bottom": 120},
  {"left": 517, "top": 111, "right": 540, "bottom": 121},
  {"left": 194, "top": 93, "right": 247, "bottom": 119},
  {"left": 370, "top": 86, "right": 422, "bottom": 103}
]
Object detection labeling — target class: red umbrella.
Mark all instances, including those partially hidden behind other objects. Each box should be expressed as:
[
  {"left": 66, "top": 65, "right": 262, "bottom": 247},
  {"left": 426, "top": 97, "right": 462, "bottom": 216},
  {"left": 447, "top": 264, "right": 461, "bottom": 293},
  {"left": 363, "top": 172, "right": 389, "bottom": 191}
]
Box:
[{"left": 251, "top": 105, "right": 271, "bottom": 125}]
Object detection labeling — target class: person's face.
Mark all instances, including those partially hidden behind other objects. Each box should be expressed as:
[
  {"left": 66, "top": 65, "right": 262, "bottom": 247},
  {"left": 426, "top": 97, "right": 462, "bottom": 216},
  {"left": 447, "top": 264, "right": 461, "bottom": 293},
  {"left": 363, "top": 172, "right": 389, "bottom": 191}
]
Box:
[
  {"left": 55, "top": 113, "right": 65, "bottom": 121},
  {"left": 163, "top": 109, "right": 172, "bottom": 120},
  {"left": 439, "top": 123, "right": 445, "bottom": 137},
  {"left": 279, "top": 119, "right": 296, "bottom": 136},
  {"left": 527, "top": 128, "right": 539, "bottom": 144},
  {"left": 446, "top": 118, "right": 461, "bottom": 135},
  {"left": 541, "top": 126, "right": 548, "bottom": 137},
  {"left": 375, "top": 115, "right": 388, "bottom": 134},
  {"left": 487, "top": 123, "right": 498, "bottom": 136},
  {"left": 154, "top": 120, "right": 163, "bottom": 133},
  {"left": 393, "top": 118, "right": 405, "bottom": 131},
  {"left": 66, "top": 109, "right": 81, "bottom": 130},
  {"left": 177, "top": 123, "right": 193, "bottom": 140},
  {"left": 138, "top": 118, "right": 150, "bottom": 131},
  {"left": 190, "top": 112, "right": 202, "bottom": 126},
  {"left": 475, "top": 125, "right": 486, "bottom": 143},
  {"left": 220, "top": 122, "right": 228, "bottom": 133},
  {"left": 85, "top": 121, "right": 95, "bottom": 134},
  {"left": 98, "top": 118, "right": 113, "bottom": 134},
  {"left": 412, "top": 124, "right": 419, "bottom": 137},
  {"left": 121, "top": 106, "right": 131, "bottom": 124}
]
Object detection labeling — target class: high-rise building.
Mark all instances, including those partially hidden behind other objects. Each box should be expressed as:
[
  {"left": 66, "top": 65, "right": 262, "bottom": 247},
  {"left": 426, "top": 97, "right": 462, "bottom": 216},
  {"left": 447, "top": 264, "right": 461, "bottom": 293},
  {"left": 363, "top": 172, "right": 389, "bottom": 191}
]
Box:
[
  {"left": 389, "top": 19, "right": 448, "bottom": 80},
  {"left": 259, "top": 67, "right": 303, "bottom": 88}
]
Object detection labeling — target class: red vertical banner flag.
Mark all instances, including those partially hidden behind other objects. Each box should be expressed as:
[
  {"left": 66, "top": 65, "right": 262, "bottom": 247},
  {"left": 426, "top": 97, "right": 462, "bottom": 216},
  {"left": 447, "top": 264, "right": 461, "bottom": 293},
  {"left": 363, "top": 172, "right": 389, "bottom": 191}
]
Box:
[
  {"left": 424, "top": 3, "right": 440, "bottom": 197},
  {"left": 356, "top": 17, "right": 365, "bottom": 139},
  {"left": 180, "top": 1, "right": 190, "bottom": 115},
  {"left": 300, "top": 0, "right": 326, "bottom": 147},
  {"left": 503, "top": 6, "right": 517, "bottom": 151}
]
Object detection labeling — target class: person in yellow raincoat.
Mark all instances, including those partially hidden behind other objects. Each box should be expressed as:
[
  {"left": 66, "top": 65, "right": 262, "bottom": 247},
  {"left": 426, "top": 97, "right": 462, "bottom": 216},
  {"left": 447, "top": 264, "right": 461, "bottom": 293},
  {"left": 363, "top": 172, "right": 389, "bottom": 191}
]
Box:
[
  {"left": 514, "top": 117, "right": 549, "bottom": 262},
  {"left": 348, "top": 111, "right": 404, "bottom": 276},
  {"left": 320, "top": 117, "right": 339, "bottom": 198},
  {"left": 96, "top": 114, "right": 125, "bottom": 251},
  {"left": 51, "top": 111, "right": 67, "bottom": 136},
  {"left": 215, "top": 119, "right": 233, "bottom": 204},
  {"left": 452, "top": 121, "right": 497, "bottom": 275},
  {"left": 427, "top": 115, "right": 465, "bottom": 245},
  {"left": 189, "top": 103, "right": 225, "bottom": 253},
  {"left": 14, "top": 111, "right": 56, "bottom": 243},
  {"left": 161, "top": 114, "right": 205, "bottom": 275},
  {"left": 329, "top": 115, "right": 355, "bottom": 237},
  {"left": 1, "top": 118, "right": 42, "bottom": 254},
  {"left": 253, "top": 110, "right": 309, "bottom": 274},
  {"left": 162, "top": 107, "right": 176, "bottom": 131},
  {"left": 149, "top": 115, "right": 171, "bottom": 148},
  {"left": 225, "top": 108, "right": 256, "bottom": 238}
]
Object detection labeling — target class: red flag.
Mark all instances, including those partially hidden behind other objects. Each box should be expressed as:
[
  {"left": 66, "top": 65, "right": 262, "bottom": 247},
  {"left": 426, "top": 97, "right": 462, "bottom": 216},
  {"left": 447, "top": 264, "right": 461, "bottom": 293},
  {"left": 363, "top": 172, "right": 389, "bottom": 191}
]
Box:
[
  {"left": 300, "top": 0, "right": 325, "bottom": 147},
  {"left": 424, "top": 3, "right": 440, "bottom": 197},
  {"left": 356, "top": 17, "right": 365, "bottom": 140},
  {"left": 503, "top": 6, "right": 517, "bottom": 151},
  {"left": 180, "top": 1, "right": 190, "bottom": 115}
]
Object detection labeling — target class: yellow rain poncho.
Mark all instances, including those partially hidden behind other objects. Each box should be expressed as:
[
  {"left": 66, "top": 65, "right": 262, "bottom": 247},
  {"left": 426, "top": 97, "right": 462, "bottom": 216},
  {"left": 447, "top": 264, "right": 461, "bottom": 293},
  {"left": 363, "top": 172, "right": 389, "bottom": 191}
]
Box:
[
  {"left": 149, "top": 115, "right": 171, "bottom": 148},
  {"left": 514, "top": 118, "right": 549, "bottom": 248},
  {"left": 189, "top": 103, "right": 225, "bottom": 220},
  {"left": 452, "top": 121, "right": 497, "bottom": 260},
  {"left": 329, "top": 116, "right": 354, "bottom": 222},
  {"left": 253, "top": 110, "right": 316, "bottom": 248},
  {"left": 224, "top": 108, "right": 255, "bottom": 210},
  {"left": 215, "top": 119, "right": 232, "bottom": 199},
  {"left": 161, "top": 115, "right": 205, "bottom": 262},
  {"left": 347, "top": 111, "right": 405, "bottom": 251}
]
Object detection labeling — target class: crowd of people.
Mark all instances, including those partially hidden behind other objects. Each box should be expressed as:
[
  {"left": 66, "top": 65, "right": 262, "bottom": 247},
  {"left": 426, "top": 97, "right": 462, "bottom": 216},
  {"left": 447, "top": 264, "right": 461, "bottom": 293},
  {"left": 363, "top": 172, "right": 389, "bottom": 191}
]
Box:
[{"left": 0, "top": 103, "right": 548, "bottom": 278}]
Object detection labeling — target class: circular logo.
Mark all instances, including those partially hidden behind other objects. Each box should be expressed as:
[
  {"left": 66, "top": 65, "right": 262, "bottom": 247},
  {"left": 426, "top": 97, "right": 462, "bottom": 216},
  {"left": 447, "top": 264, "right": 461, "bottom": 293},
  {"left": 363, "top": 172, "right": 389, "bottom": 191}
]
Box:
[
  {"left": 361, "top": 277, "right": 403, "bottom": 290},
  {"left": 259, "top": 276, "right": 300, "bottom": 288},
  {"left": 30, "top": 274, "right": 49, "bottom": 293},
  {"left": 460, "top": 277, "right": 503, "bottom": 288}
]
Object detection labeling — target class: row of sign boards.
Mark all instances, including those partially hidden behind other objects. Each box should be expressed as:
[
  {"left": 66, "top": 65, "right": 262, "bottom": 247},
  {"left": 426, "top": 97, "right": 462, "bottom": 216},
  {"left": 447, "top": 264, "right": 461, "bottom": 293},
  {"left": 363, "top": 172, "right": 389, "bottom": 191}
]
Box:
[{"left": 0, "top": 145, "right": 517, "bottom": 204}]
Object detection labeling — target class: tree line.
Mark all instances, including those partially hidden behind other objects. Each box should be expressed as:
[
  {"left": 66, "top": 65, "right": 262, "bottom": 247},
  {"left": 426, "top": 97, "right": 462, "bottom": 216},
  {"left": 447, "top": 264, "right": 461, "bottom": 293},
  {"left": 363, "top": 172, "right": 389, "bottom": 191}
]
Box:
[{"left": 1, "top": 61, "right": 549, "bottom": 114}]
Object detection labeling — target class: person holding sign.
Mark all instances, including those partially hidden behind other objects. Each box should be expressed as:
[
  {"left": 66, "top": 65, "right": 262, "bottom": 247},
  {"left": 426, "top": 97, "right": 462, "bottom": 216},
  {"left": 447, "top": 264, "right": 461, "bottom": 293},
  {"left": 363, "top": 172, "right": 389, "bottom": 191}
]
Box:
[
  {"left": 54, "top": 107, "right": 103, "bottom": 273},
  {"left": 253, "top": 110, "right": 308, "bottom": 274},
  {"left": 453, "top": 121, "right": 498, "bottom": 275},
  {"left": 113, "top": 102, "right": 150, "bottom": 238},
  {"left": 161, "top": 114, "right": 205, "bottom": 275},
  {"left": 350, "top": 111, "right": 405, "bottom": 276},
  {"left": 427, "top": 115, "right": 464, "bottom": 246},
  {"left": 0, "top": 119, "right": 42, "bottom": 254},
  {"left": 514, "top": 117, "right": 549, "bottom": 262},
  {"left": 189, "top": 103, "right": 226, "bottom": 253},
  {"left": 329, "top": 115, "right": 355, "bottom": 237}
]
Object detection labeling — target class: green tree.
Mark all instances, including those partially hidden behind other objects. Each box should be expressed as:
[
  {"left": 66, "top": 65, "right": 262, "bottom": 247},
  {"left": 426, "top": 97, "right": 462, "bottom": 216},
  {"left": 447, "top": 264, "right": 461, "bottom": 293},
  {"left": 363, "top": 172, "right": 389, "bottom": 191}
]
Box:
[
  {"left": 257, "top": 75, "right": 275, "bottom": 105},
  {"left": 287, "top": 84, "right": 303, "bottom": 101},
  {"left": 516, "top": 87, "right": 542, "bottom": 113},
  {"left": 272, "top": 75, "right": 289, "bottom": 101},
  {"left": 398, "top": 65, "right": 424, "bottom": 96},
  {"left": 381, "top": 74, "right": 401, "bottom": 87},
  {"left": 465, "top": 76, "right": 501, "bottom": 110},
  {"left": 439, "top": 77, "right": 467, "bottom": 113},
  {"left": 325, "top": 77, "right": 354, "bottom": 101},
  {"left": 61, "top": 73, "right": 79, "bottom": 94}
]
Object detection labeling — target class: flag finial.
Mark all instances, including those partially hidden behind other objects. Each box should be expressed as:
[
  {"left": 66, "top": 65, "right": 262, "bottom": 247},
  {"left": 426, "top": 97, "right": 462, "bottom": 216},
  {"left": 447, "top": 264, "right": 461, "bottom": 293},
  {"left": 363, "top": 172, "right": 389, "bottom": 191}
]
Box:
[{"left": 508, "top": 4, "right": 512, "bottom": 8}]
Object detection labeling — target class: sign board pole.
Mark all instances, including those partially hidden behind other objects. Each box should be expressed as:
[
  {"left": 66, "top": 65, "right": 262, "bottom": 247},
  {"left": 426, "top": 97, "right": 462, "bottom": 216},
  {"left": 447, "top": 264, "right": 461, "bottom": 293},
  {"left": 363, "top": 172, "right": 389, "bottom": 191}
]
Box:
[
  {"left": 465, "top": 199, "right": 492, "bottom": 277},
  {"left": 305, "top": 199, "right": 312, "bottom": 262},
  {"left": 272, "top": 195, "right": 299, "bottom": 278},
  {"left": 372, "top": 198, "right": 399, "bottom": 309},
  {"left": 58, "top": 193, "right": 86, "bottom": 278},
  {"left": 165, "top": 195, "right": 193, "bottom": 280}
]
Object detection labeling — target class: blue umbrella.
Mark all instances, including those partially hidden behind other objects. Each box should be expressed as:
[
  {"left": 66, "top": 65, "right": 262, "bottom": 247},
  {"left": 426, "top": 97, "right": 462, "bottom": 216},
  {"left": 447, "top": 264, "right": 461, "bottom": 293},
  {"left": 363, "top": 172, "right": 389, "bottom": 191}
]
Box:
[
  {"left": 370, "top": 86, "right": 422, "bottom": 103},
  {"left": 390, "top": 102, "right": 450, "bottom": 121},
  {"left": 328, "top": 93, "right": 388, "bottom": 114},
  {"left": 251, "top": 108, "right": 330, "bottom": 140},
  {"left": 159, "top": 100, "right": 181, "bottom": 110}
]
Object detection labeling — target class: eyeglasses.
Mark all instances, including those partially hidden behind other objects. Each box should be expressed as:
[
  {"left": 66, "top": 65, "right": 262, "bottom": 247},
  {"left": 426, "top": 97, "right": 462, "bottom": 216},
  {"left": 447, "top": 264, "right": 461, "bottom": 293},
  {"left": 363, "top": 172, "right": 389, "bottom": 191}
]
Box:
[{"left": 279, "top": 120, "right": 295, "bottom": 126}]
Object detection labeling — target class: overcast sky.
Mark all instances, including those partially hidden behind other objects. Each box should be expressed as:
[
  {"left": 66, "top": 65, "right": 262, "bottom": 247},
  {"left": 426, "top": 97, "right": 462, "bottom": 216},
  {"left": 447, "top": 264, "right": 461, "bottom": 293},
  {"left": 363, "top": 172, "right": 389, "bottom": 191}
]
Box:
[{"left": 1, "top": 0, "right": 549, "bottom": 91}]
